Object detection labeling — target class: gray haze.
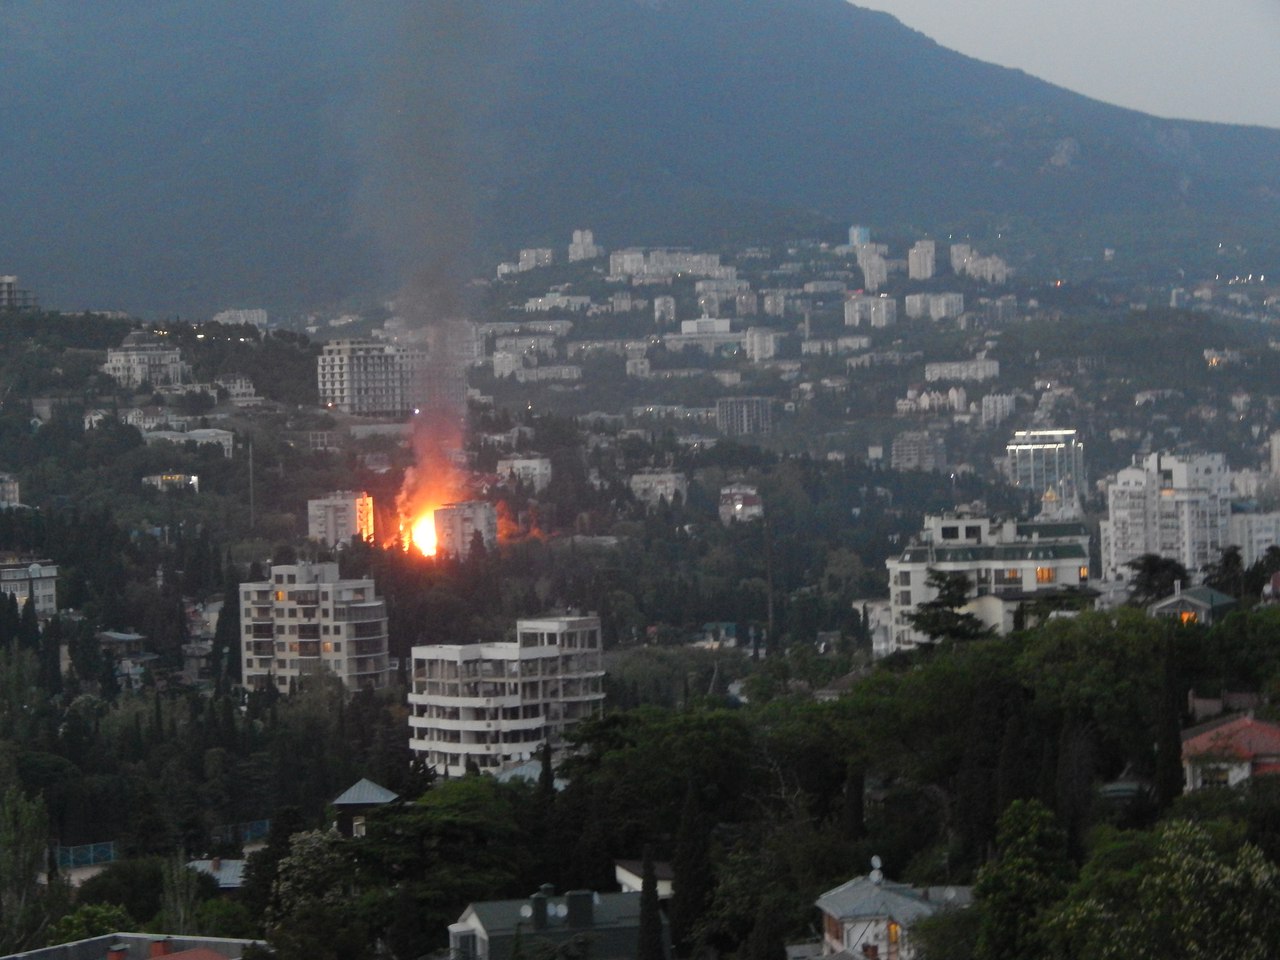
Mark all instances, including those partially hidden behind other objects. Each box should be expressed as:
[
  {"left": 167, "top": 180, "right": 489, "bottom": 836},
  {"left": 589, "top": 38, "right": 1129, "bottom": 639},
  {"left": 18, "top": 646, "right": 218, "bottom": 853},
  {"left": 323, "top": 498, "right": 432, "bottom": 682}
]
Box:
[{"left": 854, "top": 0, "right": 1280, "bottom": 130}]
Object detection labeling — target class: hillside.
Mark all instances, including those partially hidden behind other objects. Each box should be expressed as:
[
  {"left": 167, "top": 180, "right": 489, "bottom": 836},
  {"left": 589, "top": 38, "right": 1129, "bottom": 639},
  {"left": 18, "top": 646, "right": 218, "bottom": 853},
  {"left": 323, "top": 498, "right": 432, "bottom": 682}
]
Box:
[{"left": 2, "top": 0, "right": 1277, "bottom": 315}]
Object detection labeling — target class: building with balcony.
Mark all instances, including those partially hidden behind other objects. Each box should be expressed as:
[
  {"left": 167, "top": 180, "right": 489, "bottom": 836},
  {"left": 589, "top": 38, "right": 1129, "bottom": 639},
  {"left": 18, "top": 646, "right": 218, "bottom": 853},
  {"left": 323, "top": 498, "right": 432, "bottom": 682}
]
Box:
[
  {"left": 408, "top": 615, "right": 606, "bottom": 777},
  {"left": 307, "top": 490, "right": 375, "bottom": 548},
  {"left": 1099, "top": 452, "right": 1232, "bottom": 581},
  {"left": 434, "top": 501, "right": 498, "bottom": 557},
  {"left": 239, "top": 562, "right": 390, "bottom": 692},
  {"left": 885, "top": 513, "right": 1091, "bottom": 655},
  {"left": 317, "top": 338, "right": 427, "bottom": 417}
]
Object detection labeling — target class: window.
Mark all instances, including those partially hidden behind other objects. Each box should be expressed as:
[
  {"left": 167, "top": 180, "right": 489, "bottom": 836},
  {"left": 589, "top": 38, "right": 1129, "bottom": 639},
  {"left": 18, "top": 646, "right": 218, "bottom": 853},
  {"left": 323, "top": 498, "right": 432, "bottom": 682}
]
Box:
[
  {"left": 1180, "top": 610, "right": 1198, "bottom": 625},
  {"left": 965, "top": 525, "right": 981, "bottom": 541},
  {"left": 274, "top": 591, "right": 285, "bottom": 601},
  {"left": 940, "top": 525, "right": 959, "bottom": 540},
  {"left": 323, "top": 641, "right": 334, "bottom": 653},
  {"left": 1079, "top": 566, "right": 1089, "bottom": 580},
  {"left": 1035, "top": 567, "right": 1056, "bottom": 584}
]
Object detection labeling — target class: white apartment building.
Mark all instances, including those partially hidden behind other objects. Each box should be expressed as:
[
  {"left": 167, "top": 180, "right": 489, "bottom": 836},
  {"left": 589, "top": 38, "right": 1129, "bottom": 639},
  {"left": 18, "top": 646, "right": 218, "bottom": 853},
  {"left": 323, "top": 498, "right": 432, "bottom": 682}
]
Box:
[
  {"left": 982, "top": 394, "right": 1016, "bottom": 428},
  {"left": 434, "top": 501, "right": 498, "bottom": 557},
  {"left": 745, "top": 327, "right": 783, "bottom": 362},
  {"left": 317, "top": 339, "right": 425, "bottom": 417},
  {"left": 568, "top": 229, "right": 604, "bottom": 262},
  {"left": 239, "top": 562, "right": 391, "bottom": 692},
  {"left": 848, "top": 225, "right": 871, "bottom": 247},
  {"left": 0, "top": 558, "right": 58, "bottom": 618},
  {"left": 654, "top": 296, "right": 677, "bottom": 324},
  {"left": 885, "top": 514, "right": 1091, "bottom": 654},
  {"left": 1228, "top": 512, "right": 1280, "bottom": 568},
  {"left": 496, "top": 456, "right": 553, "bottom": 493},
  {"left": 844, "top": 294, "right": 897, "bottom": 328},
  {"left": 307, "top": 490, "right": 375, "bottom": 548},
  {"left": 518, "top": 248, "right": 554, "bottom": 271},
  {"left": 102, "top": 335, "right": 190, "bottom": 388},
  {"left": 407, "top": 615, "right": 606, "bottom": 776},
  {"left": 716, "top": 397, "right": 773, "bottom": 437},
  {"left": 908, "top": 240, "right": 936, "bottom": 280},
  {"left": 1099, "top": 452, "right": 1232, "bottom": 580},
  {"left": 860, "top": 254, "right": 888, "bottom": 292},
  {"left": 924, "top": 359, "right": 999, "bottom": 382}
]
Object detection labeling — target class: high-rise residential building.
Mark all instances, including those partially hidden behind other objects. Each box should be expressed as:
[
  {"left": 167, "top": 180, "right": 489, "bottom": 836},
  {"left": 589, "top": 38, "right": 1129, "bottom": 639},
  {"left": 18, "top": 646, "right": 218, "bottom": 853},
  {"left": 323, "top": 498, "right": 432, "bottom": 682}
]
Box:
[
  {"left": 949, "top": 243, "right": 973, "bottom": 274},
  {"left": 1270, "top": 431, "right": 1280, "bottom": 475},
  {"left": 518, "top": 248, "right": 555, "bottom": 271},
  {"left": 407, "top": 614, "right": 606, "bottom": 777},
  {"left": 908, "top": 240, "right": 936, "bottom": 280},
  {"left": 859, "top": 254, "right": 888, "bottom": 292},
  {"left": 0, "top": 276, "right": 37, "bottom": 310},
  {"left": 848, "top": 225, "right": 872, "bottom": 247},
  {"left": 716, "top": 397, "right": 773, "bottom": 437},
  {"left": 307, "top": 490, "right": 375, "bottom": 548},
  {"left": 434, "top": 501, "right": 498, "bottom": 557},
  {"left": 745, "top": 327, "right": 783, "bottom": 362},
  {"left": 1099, "top": 452, "right": 1232, "bottom": 580},
  {"left": 844, "top": 294, "right": 897, "bottom": 328},
  {"left": 1228, "top": 512, "right": 1280, "bottom": 568},
  {"left": 239, "top": 562, "right": 391, "bottom": 693},
  {"left": 654, "top": 295, "right": 677, "bottom": 324},
  {"left": 885, "top": 513, "right": 1090, "bottom": 654},
  {"left": 981, "top": 394, "right": 1016, "bottom": 428},
  {"left": 317, "top": 338, "right": 427, "bottom": 417},
  {"left": 567, "top": 229, "right": 604, "bottom": 262},
  {"left": 0, "top": 473, "right": 19, "bottom": 506},
  {"left": 1005, "top": 429, "right": 1086, "bottom": 503}
]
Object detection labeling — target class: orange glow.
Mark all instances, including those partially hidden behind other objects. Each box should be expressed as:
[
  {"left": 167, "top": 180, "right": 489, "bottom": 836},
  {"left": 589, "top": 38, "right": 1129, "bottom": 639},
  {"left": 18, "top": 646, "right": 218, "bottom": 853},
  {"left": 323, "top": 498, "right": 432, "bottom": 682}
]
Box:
[
  {"left": 388, "top": 408, "right": 465, "bottom": 558},
  {"left": 410, "top": 510, "right": 438, "bottom": 557}
]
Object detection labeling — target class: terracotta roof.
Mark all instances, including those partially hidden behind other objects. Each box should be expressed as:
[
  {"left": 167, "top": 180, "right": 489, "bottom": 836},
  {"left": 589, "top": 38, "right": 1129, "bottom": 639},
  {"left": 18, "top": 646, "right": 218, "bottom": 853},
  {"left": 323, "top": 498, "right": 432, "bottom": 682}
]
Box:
[{"left": 1182, "top": 715, "right": 1280, "bottom": 763}]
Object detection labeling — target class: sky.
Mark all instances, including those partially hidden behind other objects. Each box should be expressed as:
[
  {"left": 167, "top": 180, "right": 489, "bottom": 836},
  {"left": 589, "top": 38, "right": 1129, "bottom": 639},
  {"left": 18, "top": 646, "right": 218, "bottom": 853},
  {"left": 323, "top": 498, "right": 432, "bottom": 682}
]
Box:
[{"left": 853, "top": 0, "right": 1280, "bottom": 130}]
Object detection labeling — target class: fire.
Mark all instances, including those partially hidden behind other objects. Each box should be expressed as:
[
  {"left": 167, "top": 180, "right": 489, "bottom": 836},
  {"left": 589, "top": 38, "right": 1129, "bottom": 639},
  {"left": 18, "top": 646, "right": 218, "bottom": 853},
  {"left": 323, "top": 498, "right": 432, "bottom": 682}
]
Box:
[{"left": 409, "top": 509, "right": 438, "bottom": 557}]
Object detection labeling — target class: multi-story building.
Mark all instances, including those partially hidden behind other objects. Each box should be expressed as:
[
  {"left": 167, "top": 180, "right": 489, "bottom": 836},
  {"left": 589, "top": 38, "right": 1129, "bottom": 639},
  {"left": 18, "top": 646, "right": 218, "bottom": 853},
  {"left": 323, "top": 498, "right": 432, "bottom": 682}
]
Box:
[
  {"left": 518, "top": 248, "right": 554, "bottom": 271},
  {"left": 1005, "top": 428, "right": 1086, "bottom": 502},
  {"left": 745, "top": 327, "right": 783, "bottom": 362},
  {"left": 434, "top": 501, "right": 498, "bottom": 557},
  {"left": 848, "top": 224, "right": 871, "bottom": 247},
  {"left": 1228, "top": 512, "right": 1280, "bottom": 568},
  {"left": 654, "top": 295, "right": 677, "bottom": 324},
  {"left": 0, "top": 557, "right": 58, "bottom": 617},
  {"left": 906, "top": 292, "right": 965, "bottom": 321},
  {"left": 981, "top": 394, "right": 1016, "bottom": 428},
  {"left": 307, "top": 490, "right": 375, "bottom": 548},
  {"left": 317, "top": 339, "right": 426, "bottom": 417},
  {"left": 0, "top": 473, "right": 19, "bottom": 506},
  {"left": 890, "top": 431, "right": 947, "bottom": 472},
  {"left": 1099, "top": 452, "right": 1232, "bottom": 580},
  {"left": 859, "top": 254, "right": 888, "bottom": 292},
  {"left": 924, "top": 358, "right": 998, "bottom": 382},
  {"left": 630, "top": 470, "right": 688, "bottom": 507},
  {"left": 567, "top": 229, "right": 604, "bottom": 262},
  {"left": 844, "top": 294, "right": 897, "bottom": 328},
  {"left": 716, "top": 397, "right": 773, "bottom": 437},
  {"left": 239, "top": 562, "right": 390, "bottom": 692},
  {"left": 908, "top": 240, "right": 936, "bottom": 280},
  {"left": 496, "top": 456, "right": 553, "bottom": 493},
  {"left": 719, "top": 484, "right": 763, "bottom": 525},
  {"left": 102, "top": 333, "right": 190, "bottom": 388},
  {"left": 407, "top": 614, "right": 606, "bottom": 776},
  {"left": 0, "top": 276, "right": 37, "bottom": 310},
  {"left": 885, "top": 513, "right": 1091, "bottom": 653}
]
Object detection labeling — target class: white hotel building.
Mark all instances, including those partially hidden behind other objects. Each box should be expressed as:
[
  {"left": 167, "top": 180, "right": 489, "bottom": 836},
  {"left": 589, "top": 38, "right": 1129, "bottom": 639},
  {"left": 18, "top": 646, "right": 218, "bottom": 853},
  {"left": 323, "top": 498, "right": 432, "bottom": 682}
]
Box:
[
  {"left": 240, "top": 562, "right": 391, "bottom": 692},
  {"left": 408, "top": 615, "right": 606, "bottom": 777}
]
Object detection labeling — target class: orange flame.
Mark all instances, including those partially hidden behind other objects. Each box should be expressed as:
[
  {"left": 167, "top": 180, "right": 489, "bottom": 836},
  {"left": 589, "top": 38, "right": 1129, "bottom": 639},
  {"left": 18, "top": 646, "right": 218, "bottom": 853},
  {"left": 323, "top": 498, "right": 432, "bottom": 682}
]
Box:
[{"left": 391, "top": 408, "right": 465, "bottom": 558}]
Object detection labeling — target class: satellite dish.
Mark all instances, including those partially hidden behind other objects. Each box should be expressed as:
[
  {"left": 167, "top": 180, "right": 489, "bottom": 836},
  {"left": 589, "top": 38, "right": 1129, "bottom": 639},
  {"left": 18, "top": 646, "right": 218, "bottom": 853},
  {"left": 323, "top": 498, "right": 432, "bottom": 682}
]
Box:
[
  {"left": 870, "top": 855, "right": 882, "bottom": 870},
  {"left": 520, "top": 905, "right": 532, "bottom": 919}
]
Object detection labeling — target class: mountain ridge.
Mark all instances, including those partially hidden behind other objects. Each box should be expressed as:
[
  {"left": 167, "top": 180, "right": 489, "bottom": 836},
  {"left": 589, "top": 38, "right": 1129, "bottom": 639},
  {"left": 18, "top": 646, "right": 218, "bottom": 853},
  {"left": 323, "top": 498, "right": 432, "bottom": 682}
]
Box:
[{"left": 2, "top": 0, "right": 1276, "bottom": 316}]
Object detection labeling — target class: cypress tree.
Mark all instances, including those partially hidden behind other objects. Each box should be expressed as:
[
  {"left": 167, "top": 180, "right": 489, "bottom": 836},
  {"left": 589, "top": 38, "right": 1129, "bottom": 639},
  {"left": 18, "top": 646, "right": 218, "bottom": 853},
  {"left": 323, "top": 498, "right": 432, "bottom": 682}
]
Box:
[
  {"left": 671, "top": 782, "right": 712, "bottom": 957},
  {"left": 638, "top": 845, "right": 665, "bottom": 960}
]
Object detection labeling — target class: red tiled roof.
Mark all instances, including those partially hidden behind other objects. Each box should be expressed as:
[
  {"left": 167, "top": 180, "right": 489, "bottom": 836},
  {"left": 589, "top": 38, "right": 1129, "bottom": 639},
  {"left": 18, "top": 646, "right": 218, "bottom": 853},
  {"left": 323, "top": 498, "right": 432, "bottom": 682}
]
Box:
[{"left": 1182, "top": 715, "right": 1280, "bottom": 763}]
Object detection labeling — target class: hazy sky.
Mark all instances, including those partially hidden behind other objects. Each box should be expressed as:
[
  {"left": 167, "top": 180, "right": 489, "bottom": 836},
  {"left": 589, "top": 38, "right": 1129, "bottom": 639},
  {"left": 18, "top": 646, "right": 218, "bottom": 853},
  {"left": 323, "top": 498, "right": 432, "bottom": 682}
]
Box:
[{"left": 854, "top": 0, "right": 1280, "bottom": 130}]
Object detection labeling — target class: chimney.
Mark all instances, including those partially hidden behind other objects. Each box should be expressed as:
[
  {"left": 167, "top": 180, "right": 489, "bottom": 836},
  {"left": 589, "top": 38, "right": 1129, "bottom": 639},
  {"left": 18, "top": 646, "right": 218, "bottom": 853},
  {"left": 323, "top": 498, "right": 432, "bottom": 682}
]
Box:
[
  {"left": 211, "top": 856, "right": 221, "bottom": 874},
  {"left": 149, "top": 939, "right": 174, "bottom": 957},
  {"left": 531, "top": 887, "right": 550, "bottom": 930},
  {"left": 566, "top": 890, "right": 594, "bottom": 928}
]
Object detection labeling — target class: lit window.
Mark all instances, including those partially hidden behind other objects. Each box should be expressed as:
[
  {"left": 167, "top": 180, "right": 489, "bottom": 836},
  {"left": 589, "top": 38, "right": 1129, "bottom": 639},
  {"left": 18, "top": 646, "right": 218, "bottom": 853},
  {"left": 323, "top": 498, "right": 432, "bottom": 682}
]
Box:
[
  {"left": 1079, "top": 566, "right": 1089, "bottom": 580},
  {"left": 1180, "top": 610, "right": 1198, "bottom": 625},
  {"left": 1036, "top": 567, "right": 1056, "bottom": 584}
]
